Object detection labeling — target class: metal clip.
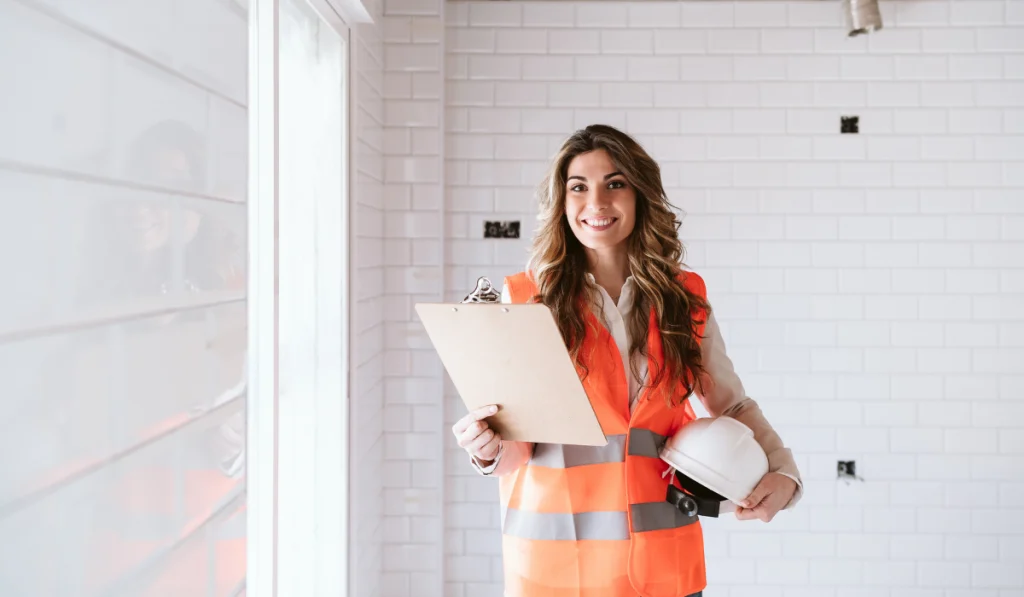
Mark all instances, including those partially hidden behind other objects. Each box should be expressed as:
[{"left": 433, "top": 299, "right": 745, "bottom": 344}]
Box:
[{"left": 462, "top": 276, "right": 502, "bottom": 304}]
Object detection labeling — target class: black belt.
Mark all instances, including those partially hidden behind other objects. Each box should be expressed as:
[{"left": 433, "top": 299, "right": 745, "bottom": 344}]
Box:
[{"left": 666, "top": 470, "right": 727, "bottom": 518}]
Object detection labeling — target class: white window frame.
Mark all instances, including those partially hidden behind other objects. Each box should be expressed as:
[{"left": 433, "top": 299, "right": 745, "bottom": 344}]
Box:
[{"left": 247, "top": 1, "right": 365, "bottom": 595}]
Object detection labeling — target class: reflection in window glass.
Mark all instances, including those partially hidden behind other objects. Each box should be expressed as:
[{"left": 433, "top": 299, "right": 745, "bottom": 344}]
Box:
[{"left": 0, "top": 1, "right": 248, "bottom": 595}]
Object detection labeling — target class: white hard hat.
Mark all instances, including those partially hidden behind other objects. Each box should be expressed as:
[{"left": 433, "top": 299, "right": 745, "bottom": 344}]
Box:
[{"left": 659, "top": 416, "right": 769, "bottom": 508}]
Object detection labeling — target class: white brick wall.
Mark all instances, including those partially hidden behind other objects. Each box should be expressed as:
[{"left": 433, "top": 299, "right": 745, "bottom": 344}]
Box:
[
  {"left": 382, "top": 0, "right": 447, "bottom": 595},
  {"left": 352, "top": 2, "right": 388, "bottom": 595},
  {"left": 432, "top": 1, "right": 1024, "bottom": 596}
]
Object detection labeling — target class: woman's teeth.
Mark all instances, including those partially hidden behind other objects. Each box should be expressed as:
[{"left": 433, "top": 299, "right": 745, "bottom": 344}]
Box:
[{"left": 585, "top": 218, "right": 614, "bottom": 227}]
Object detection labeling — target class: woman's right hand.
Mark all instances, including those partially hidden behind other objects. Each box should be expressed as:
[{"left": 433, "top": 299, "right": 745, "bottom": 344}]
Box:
[{"left": 452, "top": 404, "right": 502, "bottom": 463}]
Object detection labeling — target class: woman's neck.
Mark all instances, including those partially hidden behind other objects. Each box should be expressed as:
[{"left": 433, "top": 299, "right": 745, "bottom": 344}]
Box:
[{"left": 585, "top": 247, "right": 630, "bottom": 301}]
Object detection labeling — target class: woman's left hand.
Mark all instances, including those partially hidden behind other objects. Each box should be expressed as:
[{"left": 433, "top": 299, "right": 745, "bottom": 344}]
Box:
[{"left": 735, "top": 472, "right": 797, "bottom": 522}]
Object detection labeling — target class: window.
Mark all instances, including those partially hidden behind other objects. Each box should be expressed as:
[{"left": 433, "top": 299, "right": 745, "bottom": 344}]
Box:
[
  {"left": 0, "top": 0, "right": 248, "bottom": 595},
  {"left": 248, "top": 1, "right": 351, "bottom": 595}
]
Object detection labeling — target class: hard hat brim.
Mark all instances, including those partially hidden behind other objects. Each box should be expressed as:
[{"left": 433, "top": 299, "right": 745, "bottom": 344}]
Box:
[{"left": 659, "top": 444, "right": 756, "bottom": 505}]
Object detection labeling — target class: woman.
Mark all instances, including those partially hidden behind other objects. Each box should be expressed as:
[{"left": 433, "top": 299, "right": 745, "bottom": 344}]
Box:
[{"left": 451, "top": 125, "right": 803, "bottom": 597}]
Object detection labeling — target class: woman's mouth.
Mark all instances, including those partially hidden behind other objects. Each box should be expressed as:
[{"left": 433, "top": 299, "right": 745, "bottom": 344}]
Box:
[{"left": 582, "top": 217, "right": 617, "bottom": 231}]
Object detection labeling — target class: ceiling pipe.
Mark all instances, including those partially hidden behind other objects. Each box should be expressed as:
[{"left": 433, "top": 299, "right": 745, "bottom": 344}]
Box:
[{"left": 844, "top": 0, "right": 883, "bottom": 36}]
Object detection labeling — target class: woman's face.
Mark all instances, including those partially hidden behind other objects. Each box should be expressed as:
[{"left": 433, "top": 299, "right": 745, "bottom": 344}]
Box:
[{"left": 563, "top": 149, "right": 637, "bottom": 255}]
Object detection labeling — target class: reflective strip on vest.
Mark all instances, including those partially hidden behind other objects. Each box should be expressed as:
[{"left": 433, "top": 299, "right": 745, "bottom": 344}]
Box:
[
  {"left": 530, "top": 435, "right": 627, "bottom": 468},
  {"left": 528, "top": 429, "right": 667, "bottom": 468},
  {"left": 627, "top": 428, "right": 667, "bottom": 459},
  {"left": 503, "top": 502, "right": 698, "bottom": 540},
  {"left": 503, "top": 509, "right": 630, "bottom": 541},
  {"left": 630, "top": 501, "right": 699, "bottom": 532}
]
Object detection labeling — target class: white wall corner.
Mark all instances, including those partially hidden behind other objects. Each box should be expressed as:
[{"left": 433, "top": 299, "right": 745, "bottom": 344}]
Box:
[{"left": 330, "top": 0, "right": 375, "bottom": 24}]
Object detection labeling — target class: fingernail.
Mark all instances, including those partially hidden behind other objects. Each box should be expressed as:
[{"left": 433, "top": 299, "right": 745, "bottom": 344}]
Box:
[{"left": 489, "top": 406, "right": 498, "bottom": 413}]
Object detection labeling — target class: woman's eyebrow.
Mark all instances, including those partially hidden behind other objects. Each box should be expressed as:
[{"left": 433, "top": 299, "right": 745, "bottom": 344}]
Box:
[{"left": 567, "top": 171, "right": 624, "bottom": 182}]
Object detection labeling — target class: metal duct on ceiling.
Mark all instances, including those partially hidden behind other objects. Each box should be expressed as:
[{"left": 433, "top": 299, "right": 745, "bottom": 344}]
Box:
[{"left": 844, "top": 0, "right": 883, "bottom": 36}]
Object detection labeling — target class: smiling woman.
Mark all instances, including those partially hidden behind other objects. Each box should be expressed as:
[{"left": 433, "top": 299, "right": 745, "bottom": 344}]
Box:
[{"left": 451, "top": 124, "right": 804, "bottom": 597}]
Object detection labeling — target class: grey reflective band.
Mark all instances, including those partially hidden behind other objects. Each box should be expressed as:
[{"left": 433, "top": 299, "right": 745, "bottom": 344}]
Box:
[
  {"left": 530, "top": 434, "right": 627, "bottom": 468},
  {"left": 502, "top": 503, "right": 698, "bottom": 541},
  {"left": 528, "top": 428, "right": 667, "bottom": 469},
  {"left": 626, "top": 428, "right": 667, "bottom": 459},
  {"left": 503, "top": 509, "right": 630, "bottom": 541},
  {"left": 629, "top": 501, "right": 699, "bottom": 532}
]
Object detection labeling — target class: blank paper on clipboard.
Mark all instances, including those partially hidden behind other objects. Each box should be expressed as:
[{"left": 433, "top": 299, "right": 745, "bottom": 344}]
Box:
[{"left": 415, "top": 302, "right": 608, "bottom": 447}]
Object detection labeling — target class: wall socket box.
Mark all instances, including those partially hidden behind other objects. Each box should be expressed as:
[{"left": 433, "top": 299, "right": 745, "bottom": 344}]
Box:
[
  {"left": 837, "top": 460, "right": 858, "bottom": 479},
  {"left": 484, "top": 220, "right": 520, "bottom": 239}
]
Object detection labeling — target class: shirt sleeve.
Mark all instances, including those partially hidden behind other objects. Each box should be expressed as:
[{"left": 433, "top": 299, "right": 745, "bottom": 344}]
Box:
[
  {"left": 695, "top": 310, "right": 804, "bottom": 509},
  {"left": 470, "top": 442, "right": 503, "bottom": 475}
]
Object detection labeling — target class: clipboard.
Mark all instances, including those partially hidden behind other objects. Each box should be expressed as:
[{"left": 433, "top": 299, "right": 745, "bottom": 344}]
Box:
[{"left": 415, "top": 279, "right": 607, "bottom": 447}]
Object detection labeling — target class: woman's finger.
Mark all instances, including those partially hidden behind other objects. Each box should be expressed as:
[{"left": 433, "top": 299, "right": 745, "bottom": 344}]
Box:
[
  {"left": 457, "top": 420, "right": 489, "bottom": 448},
  {"left": 452, "top": 404, "right": 499, "bottom": 436},
  {"left": 739, "top": 477, "right": 771, "bottom": 509},
  {"left": 758, "top": 493, "right": 786, "bottom": 522},
  {"left": 476, "top": 433, "right": 501, "bottom": 461},
  {"left": 736, "top": 493, "right": 783, "bottom": 523},
  {"left": 466, "top": 428, "right": 496, "bottom": 456}
]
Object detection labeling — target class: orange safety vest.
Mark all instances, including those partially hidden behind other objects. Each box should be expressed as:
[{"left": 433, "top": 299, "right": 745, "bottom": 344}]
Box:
[{"left": 499, "top": 270, "right": 709, "bottom": 597}]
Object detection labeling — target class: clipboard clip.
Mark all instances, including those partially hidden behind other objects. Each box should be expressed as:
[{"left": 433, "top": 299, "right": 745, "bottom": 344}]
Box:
[{"left": 462, "top": 277, "right": 502, "bottom": 304}]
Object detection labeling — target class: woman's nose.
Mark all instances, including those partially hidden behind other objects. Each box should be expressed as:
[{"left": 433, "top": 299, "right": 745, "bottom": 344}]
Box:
[{"left": 587, "top": 188, "right": 611, "bottom": 210}]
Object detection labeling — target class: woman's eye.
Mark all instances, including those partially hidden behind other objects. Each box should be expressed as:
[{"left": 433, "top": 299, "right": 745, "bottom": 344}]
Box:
[
  {"left": 570, "top": 184, "right": 586, "bottom": 193},
  {"left": 608, "top": 180, "right": 625, "bottom": 189}
]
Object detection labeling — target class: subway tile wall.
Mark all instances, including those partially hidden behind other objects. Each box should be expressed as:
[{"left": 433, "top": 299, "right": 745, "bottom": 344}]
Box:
[
  {"left": 434, "top": 1, "right": 1024, "bottom": 596},
  {"left": 352, "top": 0, "right": 388, "bottom": 594},
  {"left": 382, "top": 0, "right": 448, "bottom": 596}
]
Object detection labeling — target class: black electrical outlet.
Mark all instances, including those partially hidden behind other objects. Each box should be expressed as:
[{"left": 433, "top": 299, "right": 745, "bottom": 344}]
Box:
[
  {"left": 841, "top": 115, "right": 859, "bottom": 134},
  {"left": 484, "top": 220, "right": 520, "bottom": 239},
  {"left": 837, "top": 460, "right": 856, "bottom": 478}
]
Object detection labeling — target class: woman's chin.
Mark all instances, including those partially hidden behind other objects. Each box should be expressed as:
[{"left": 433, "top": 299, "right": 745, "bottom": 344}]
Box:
[{"left": 577, "top": 237, "right": 628, "bottom": 252}]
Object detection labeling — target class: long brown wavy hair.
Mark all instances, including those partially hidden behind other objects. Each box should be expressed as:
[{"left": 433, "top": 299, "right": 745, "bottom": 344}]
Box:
[{"left": 527, "top": 124, "right": 710, "bottom": 406}]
